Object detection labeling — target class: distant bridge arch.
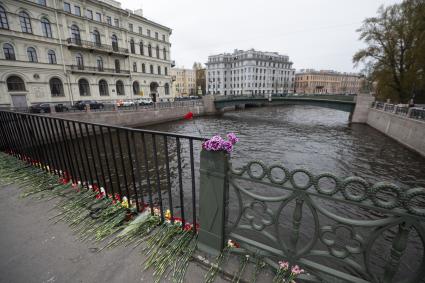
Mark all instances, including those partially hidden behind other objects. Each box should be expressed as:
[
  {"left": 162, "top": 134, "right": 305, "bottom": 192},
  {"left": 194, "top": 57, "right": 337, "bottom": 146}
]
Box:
[{"left": 213, "top": 95, "right": 356, "bottom": 113}]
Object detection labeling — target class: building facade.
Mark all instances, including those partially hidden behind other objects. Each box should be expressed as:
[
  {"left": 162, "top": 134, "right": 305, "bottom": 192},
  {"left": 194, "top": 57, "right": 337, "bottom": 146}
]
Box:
[
  {"left": 0, "top": 0, "right": 174, "bottom": 108},
  {"left": 193, "top": 62, "right": 206, "bottom": 96},
  {"left": 206, "top": 49, "right": 295, "bottom": 96},
  {"left": 295, "top": 69, "right": 361, "bottom": 95},
  {"left": 171, "top": 67, "right": 196, "bottom": 97}
]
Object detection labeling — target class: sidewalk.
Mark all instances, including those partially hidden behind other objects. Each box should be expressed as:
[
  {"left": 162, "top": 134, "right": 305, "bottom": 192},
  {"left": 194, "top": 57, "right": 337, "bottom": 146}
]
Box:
[{"left": 0, "top": 184, "right": 225, "bottom": 283}]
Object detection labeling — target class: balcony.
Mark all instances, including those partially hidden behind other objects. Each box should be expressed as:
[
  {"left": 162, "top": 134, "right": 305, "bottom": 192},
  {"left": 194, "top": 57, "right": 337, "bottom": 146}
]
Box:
[
  {"left": 67, "top": 38, "right": 129, "bottom": 57},
  {"left": 68, "top": 65, "right": 130, "bottom": 76}
]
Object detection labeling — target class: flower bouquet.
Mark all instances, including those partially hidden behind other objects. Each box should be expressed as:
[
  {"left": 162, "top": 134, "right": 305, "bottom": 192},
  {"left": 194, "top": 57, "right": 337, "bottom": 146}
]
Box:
[{"left": 202, "top": 133, "right": 239, "bottom": 153}]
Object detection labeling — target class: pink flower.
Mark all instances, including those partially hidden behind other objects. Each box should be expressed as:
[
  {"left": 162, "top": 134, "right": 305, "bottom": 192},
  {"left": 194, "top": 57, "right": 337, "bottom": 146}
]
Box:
[
  {"left": 279, "top": 261, "right": 289, "bottom": 270},
  {"left": 226, "top": 132, "right": 239, "bottom": 145},
  {"left": 291, "top": 265, "right": 304, "bottom": 275}
]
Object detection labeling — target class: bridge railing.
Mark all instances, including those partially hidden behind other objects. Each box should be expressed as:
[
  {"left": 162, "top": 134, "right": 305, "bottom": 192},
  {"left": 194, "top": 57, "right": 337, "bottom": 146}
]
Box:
[
  {"left": 372, "top": 102, "right": 425, "bottom": 121},
  {"left": 198, "top": 152, "right": 425, "bottom": 282},
  {"left": 0, "top": 110, "right": 204, "bottom": 231}
]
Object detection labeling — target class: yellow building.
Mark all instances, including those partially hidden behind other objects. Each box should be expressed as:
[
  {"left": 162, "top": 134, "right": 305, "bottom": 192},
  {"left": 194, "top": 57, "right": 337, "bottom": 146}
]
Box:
[
  {"left": 295, "top": 69, "right": 361, "bottom": 95},
  {"left": 171, "top": 67, "right": 196, "bottom": 97}
]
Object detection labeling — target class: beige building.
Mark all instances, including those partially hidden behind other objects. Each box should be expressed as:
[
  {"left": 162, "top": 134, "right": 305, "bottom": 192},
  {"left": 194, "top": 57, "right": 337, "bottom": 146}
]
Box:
[
  {"left": 171, "top": 67, "right": 196, "bottom": 97},
  {"left": 0, "top": 0, "right": 174, "bottom": 108},
  {"left": 295, "top": 69, "right": 361, "bottom": 95}
]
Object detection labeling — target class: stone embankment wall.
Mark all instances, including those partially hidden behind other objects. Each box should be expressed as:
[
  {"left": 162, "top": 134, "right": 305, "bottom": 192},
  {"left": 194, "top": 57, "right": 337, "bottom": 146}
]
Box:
[
  {"left": 367, "top": 108, "right": 425, "bottom": 157},
  {"left": 51, "top": 100, "right": 214, "bottom": 128}
]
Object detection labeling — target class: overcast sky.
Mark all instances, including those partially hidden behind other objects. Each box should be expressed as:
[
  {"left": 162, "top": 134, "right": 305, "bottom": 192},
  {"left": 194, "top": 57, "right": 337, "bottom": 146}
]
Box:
[{"left": 119, "top": 0, "right": 401, "bottom": 72}]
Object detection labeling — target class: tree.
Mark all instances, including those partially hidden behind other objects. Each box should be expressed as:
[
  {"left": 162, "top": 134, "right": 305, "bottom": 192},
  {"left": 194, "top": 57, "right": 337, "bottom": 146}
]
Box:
[{"left": 353, "top": 0, "right": 425, "bottom": 103}]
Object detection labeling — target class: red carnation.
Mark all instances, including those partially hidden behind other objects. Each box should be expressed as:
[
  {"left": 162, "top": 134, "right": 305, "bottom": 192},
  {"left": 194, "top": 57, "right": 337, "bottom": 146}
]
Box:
[{"left": 183, "top": 112, "right": 193, "bottom": 120}]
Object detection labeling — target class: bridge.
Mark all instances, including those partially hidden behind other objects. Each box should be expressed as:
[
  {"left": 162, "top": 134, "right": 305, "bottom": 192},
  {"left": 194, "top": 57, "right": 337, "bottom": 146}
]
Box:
[{"left": 213, "top": 94, "right": 357, "bottom": 113}]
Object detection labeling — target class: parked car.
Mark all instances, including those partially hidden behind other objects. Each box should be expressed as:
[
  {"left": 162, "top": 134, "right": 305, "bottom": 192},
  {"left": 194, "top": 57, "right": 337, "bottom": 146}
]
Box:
[
  {"left": 29, "top": 103, "right": 51, "bottom": 113},
  {"left": 73, "top": 100, "right": 104, "bottom": 110},
  {"left": 54, "top": 103, "right": 69, "bottom": 112},
  {"left": 123, "top": 100, "right": 135, "bottom": 107},
  {"left": 136, "top": 97, "right": 153, "bottom": 105}
]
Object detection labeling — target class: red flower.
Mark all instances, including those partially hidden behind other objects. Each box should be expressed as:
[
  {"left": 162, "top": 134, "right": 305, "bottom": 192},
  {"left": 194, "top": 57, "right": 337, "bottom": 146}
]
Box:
[
  {"left": 183, "top": 112, "right": 193, "bottom": 120},
  {"left": 114, "top": 193, "right": 121, "bottom": 202}
]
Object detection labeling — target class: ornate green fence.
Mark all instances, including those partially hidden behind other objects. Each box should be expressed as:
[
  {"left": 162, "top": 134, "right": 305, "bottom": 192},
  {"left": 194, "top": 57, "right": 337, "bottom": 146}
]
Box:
[{"left": 198, "top": 151, "right": 425, "bottom": 283}]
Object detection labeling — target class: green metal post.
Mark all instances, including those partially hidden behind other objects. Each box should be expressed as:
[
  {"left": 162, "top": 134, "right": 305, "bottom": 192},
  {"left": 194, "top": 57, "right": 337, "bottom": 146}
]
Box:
[{"left": 197, "top": 149, "right": 229, "bottom": 255}]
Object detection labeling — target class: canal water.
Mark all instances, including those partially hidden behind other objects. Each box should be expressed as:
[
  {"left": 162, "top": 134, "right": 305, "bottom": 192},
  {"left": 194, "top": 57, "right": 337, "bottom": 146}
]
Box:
[{"left": 143, "top": 105, "right": 425, "bottom": 282}]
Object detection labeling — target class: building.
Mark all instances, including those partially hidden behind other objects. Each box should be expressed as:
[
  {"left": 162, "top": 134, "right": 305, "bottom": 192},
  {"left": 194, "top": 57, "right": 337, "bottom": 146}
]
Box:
[
  {"left": 295, "top": 69, "right": 362, "bottom": 95},
  {"left": 193, "top": 62, "right": 206, "bottom": 95},
  {"left": 206, "top": 49, "right": 295, "bottom": 96},
  {"left": 171, "top": 67, "right": 196, "bottom": 97},
  {"left": 0, "top": 0, "right": 174, "bottom": 108}
]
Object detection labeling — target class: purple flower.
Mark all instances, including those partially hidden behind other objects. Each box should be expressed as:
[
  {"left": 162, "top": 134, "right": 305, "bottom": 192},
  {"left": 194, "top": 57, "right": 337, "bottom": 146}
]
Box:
[
  {"left": 207, "top": 135, "right": 224, "bottom": 151},
  {"left": 221, "top": 141, "right": 233, "bottom": 153},
  {"left": 226, "top": 133, "right": 239, "bottom": 145}
]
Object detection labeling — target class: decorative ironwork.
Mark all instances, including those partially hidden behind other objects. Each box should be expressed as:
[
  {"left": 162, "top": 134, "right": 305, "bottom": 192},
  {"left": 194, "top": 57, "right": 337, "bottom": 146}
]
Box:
[{"left": 226, "top": 160, "right": 425, "bottom": 283}]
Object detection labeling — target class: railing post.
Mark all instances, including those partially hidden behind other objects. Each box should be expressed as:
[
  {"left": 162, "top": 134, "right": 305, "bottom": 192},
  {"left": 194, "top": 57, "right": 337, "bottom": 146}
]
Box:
[{"left": 198, "top": 150, "right": 229, "bottom": 255}]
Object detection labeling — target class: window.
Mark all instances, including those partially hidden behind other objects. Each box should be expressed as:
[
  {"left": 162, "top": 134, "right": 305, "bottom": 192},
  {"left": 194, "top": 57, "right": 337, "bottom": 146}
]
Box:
[
  {"left": 41, "top": 18, "right": 52, "bottom": 38},
  {"left": 133, "top": 62, "right": 137, "bottom": 72},
  {"left": 111, "top": 34, "right": 118, "bottom": 51},
  {"left": 19, "top": 11, "right": 32, "bottom": 33},
  {"left": 27, "top": 47, "right": 37, "bottom": 62},
  {"left": 78, "top": 79, "right": 90, "bottom": 96},
  {"left": 156, "top": 46, "right": 159, "bottom": 59},
  {"left": 148, "top": 44, "right": 152, "bottom": 57},
  {"left": 163, "top": 48, "right": 166, "bottom": 60},
  {"left": 139, "top": 26, "right": 142, "bottom": 34},
  {"left": 142, "top": 63, "right": 146, "bottom": 73},
  {"left": 71, "top": 25, "right": 80, "bottom": 44},
  {"left": 139, "top": 42, "right": 144, "bottom": 55},
  {"left": 3, "top": 43, "right": 15, "bottom": 60},
  {"left": 96, "top": 57, "right": 103, "bottom": 71},
  {"left": 47, "top": 50, "right": 56, "bottom": 64},
  {"left": 130, "top": 39, "right": 135, "bottom": 54},
  {"left": 7, "top": 76, "right": 25, "bottom": 91},
  {"left": 155, "top": 32, "right": 158, "bottom": 39},
  {"left": 86, "top": 9, "right": 93, "bottom": 20},
  {"left": 164, "top": 67, "right": 168, "bottom": 76},
  {"left": 76, "top": 53, "right": 84, "bottom": 70},
  {"left": 99, "top": 80, "right": 109, "bottom": 96},
  {"left": 74, "top": 6, "right": 81, "bottom": 16},
  {"left": 114, "top": 18, "right": 119, "bottom": 27},
  {"left": 0, "top": 5, "right": 8, "bottom": 29},
  {"left": 129, "top": 23, "right": 133, "bottom": 31},
  {"left": 157, "top": 66, "right": 161, "bottom": 75},
  {"left": 114, "top": 59, "right": 120, "bottom": 73},
  {"left": 92, "top": 29, "right": 101, "bottom": 45},
  {"left": 133, "top": 81, "right": 140, "bottom": 95},
  {"left": 50, "top": 78, "right": 64, "bottom": 96},
  {"left": 162, "top": 34, "right": 165, "bottom": 41},
  {"left": 116, "top": 80, "right": 124, "bottom": 95},
  {"left": 147, "top": 29, "right": 151, "bottom": 37},
  {"left": 106, "top": 16, "right": 111, "bottom": 25},
  {"left": 64, "top": 2, "right": 71, "bottom": 12},
  {"left": 150, "top": 64, "right": 153, "bottom": 74},
  {"left": 164, "top": 83, "right": 169, "bottom": 95},
  {"left": 95, "top": 12, "right": 101, "bottom": 22}
]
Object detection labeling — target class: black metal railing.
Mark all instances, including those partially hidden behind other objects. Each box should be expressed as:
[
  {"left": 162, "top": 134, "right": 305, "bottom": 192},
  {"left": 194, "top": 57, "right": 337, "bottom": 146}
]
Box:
[
  {"left": 67, "top": 38, "right": 129, "bottom": 54},
  {"left": 0, "top": 110, "right": 203, "bottom": 231},
  {"left": 68, "top": 65, "right": 130, "bottom": 75},
  {"left": 374, "top": 102, "right": 425, "bottom": 121}
]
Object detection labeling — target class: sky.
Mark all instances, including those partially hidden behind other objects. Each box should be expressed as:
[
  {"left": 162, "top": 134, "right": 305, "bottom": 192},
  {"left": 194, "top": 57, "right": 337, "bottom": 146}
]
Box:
[{"left": 119, "top": 0, "right": 401, "bottom": 72}]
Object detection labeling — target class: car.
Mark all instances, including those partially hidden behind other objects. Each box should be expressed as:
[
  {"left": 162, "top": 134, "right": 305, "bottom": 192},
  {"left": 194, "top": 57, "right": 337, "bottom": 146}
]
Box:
[
  {"left": 54, "top": 103, "right": 69, "bottom": 112},
  {"left": 136, "top": 97, "right": 153, "bottom": 105},
  {"left": 122, "top": 100, "right": 135, "bottom": 107},
  {"left": 73, "top": 100, "right": 104, "bottom": 110},
  {"left": 29, "top": 103, "right": 51, "bottom": 113}
]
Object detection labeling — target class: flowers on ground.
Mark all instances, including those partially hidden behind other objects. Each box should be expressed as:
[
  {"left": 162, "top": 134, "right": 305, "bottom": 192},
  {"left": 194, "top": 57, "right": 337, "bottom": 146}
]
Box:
[
  {"left": 273, "top": 260, "right": 304, "bottom": 283},
  {"left": 202, "top": 132, "right": 239, "bottom": 153}
]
